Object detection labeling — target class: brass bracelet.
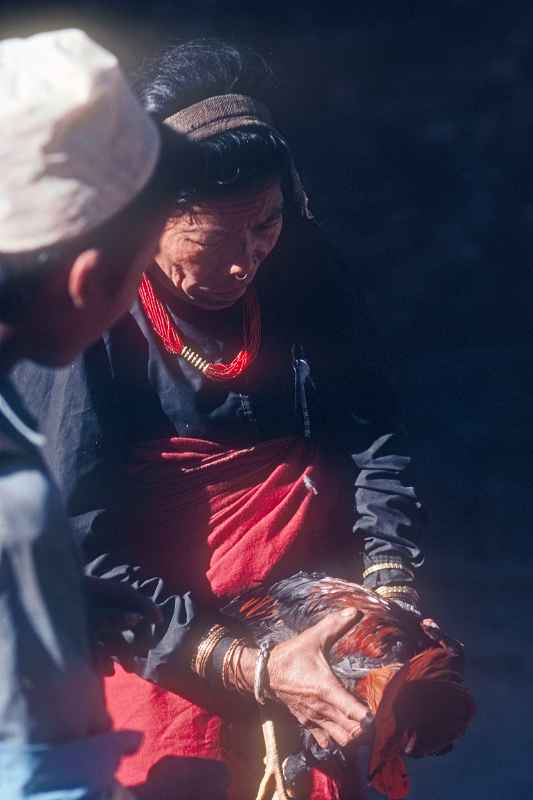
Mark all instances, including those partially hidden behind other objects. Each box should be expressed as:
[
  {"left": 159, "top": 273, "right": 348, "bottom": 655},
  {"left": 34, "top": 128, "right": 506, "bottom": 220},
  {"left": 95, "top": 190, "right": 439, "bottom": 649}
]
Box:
[
  {"left": 375, "top": 585, "right": 419, "bottom": 601},
  {"left": 232, "top": 642, "right": 250, "bottom": 695},
  {"left": 194, "top": 626, "right": 227, "bottom": 678},
  {"left": 362, "top": 562, "right": 414, "bottom": 580},
  {"left": 221, "top": 638, "right": 238, "bottom": 690},
  {"left": 221, "top": 638, "right": 246, "bottom": 691},
  {"left": 191, "top": 624, "right": 228, "bottom": 679}
]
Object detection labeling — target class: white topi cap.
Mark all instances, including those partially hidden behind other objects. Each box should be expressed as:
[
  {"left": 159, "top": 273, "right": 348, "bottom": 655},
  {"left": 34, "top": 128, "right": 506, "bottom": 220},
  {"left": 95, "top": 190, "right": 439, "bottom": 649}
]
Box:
[{"left": 0, "top": 28, "right": 161, "bottom": 253}]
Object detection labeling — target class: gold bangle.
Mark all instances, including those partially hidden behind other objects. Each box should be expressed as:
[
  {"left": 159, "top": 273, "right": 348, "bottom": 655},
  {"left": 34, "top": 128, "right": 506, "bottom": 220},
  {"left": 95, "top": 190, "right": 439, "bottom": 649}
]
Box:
[
  {"left": 375, "top": 585, "right": 419, "bottom": 601},
  {"left": 221, "top": 638, "right": 246, "bottom": 691},
  {"left": 194, "top": 628, "right": 226, "bottom": 678},
  {"left": 192, "top": 624, "right": 228, "bottom": 678},
  {"left": 362, "top": 562, "right": 414, "bottom": 580},
  {"left": 221, "top": 639, "right": 238, "bottom": 689},
  {"left": 197, "top": 625, "right": 228, "bottom": 678},
  {"left": 232, "top": 642, "right": 249, "bottom": 695}
]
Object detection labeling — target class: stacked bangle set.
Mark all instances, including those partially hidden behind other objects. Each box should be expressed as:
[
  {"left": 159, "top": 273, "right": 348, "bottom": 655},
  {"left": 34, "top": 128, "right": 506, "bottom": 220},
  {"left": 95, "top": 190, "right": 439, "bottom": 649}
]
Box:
[
  {"left": 191, "top": 625, "right": 272, "bottom": 702},
  {"left": 362, "top": 561, "right": 421, "bottom": 613}
]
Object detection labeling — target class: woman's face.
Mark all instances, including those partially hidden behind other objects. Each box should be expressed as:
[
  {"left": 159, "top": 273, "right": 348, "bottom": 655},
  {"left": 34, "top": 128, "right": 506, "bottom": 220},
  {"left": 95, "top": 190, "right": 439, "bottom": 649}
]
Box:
[{"left": 154, "top": 180, "right": 284, "bottom": 310}]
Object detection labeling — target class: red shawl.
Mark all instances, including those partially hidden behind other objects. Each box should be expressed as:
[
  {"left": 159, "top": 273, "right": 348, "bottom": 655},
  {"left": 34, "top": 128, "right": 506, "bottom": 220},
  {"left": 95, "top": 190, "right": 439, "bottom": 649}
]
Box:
[{"left": 105, "top": 436, "right": 360, "bottom": 799}]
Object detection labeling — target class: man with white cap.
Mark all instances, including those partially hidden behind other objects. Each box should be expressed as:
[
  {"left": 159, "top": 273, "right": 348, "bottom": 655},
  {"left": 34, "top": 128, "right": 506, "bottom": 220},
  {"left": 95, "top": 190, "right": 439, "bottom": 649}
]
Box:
[{"left": 0, "top": 28, "right": 193, "bottom": 799}]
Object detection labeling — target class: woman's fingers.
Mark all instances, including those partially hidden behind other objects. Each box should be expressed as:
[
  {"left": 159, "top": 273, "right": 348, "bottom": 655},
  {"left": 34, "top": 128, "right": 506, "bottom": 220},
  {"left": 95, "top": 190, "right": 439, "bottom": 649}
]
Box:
[
  {"left": 304, "top": 610, "right": 372, "bottom": 726},
  {"left": 312, "top": 608, "right": 360, "bottom": 651},
  {"left": 312, "top": 689, "right": 373, "bottom": 744},
  {"left": 306, "top": 714, "right": 372, "bottom": 750},
  {"left": 319, "top": 719, "right": 359, "bottom": 748},
  {"left": 266, "top": 609, "right": 373, "bottom": 748},
  {"left": 291, "top": 689, "right": 371, "bottom": 743},
  {"left": 307, "top": 726, "right": 330, "bottom": 750},
  {"left": 320, "top": 671, "right": 371, "bottom": 726}
]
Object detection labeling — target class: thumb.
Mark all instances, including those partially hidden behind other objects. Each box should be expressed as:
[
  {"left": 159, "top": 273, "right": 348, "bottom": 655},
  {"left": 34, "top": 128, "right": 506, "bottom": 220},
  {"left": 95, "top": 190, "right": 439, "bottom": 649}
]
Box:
[{"left": 312, "top": 608, "right": 360, "bottom": 651}]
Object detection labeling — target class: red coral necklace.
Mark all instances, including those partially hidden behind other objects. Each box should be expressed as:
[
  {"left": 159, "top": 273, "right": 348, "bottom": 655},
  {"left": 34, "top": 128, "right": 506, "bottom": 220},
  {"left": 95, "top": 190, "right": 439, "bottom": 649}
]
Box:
[{"left": 138, "top": 272, "right": 261, "bottom": 382}]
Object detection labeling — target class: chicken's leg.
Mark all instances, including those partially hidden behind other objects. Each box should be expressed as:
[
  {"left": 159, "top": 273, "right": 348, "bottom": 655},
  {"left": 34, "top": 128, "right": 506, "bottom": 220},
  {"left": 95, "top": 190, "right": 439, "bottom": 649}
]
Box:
[{"left": 255, "top": 713, "right": 292, "bottom": 800}]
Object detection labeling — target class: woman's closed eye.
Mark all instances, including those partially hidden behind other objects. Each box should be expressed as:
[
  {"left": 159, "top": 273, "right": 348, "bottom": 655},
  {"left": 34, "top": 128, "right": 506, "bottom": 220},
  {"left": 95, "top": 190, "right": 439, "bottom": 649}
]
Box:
[
  {"left": 184, "top": 235, "right": 225, "bottom": 248},
  {"left": 254, "top": 212, "right": 283, "bottom": 233}
]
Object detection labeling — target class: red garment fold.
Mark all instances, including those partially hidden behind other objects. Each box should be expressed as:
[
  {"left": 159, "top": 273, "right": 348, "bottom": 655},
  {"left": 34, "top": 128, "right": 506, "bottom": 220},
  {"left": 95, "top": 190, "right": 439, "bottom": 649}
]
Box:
[{"left": 105, "top": 436, "right": 359, "bottom": 799}]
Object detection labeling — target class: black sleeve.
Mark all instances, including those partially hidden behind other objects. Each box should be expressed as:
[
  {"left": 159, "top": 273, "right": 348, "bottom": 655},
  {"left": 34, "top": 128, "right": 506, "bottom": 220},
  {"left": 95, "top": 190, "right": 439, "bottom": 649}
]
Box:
[
  {"left": 10, "top": 344, "right": 218, "bottom": 688},
  {"left": 290, "top": 220, "right": 425, "bottom": 605},
  {"left": 351, "top": 430, "right": 424, "bottom": 594}
]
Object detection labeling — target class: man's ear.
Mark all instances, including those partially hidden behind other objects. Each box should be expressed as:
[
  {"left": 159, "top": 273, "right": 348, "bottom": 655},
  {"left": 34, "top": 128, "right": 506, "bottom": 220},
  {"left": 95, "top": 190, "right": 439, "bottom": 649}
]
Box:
[{"left": 67, "top": 248, "right": 104, "bottom": 309}]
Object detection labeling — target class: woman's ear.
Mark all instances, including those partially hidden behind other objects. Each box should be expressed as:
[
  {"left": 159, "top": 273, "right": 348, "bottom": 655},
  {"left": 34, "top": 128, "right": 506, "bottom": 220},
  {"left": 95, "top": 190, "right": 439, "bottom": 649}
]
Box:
[{"left": 67, "top": 248, "right": 104, "bottom": 309}]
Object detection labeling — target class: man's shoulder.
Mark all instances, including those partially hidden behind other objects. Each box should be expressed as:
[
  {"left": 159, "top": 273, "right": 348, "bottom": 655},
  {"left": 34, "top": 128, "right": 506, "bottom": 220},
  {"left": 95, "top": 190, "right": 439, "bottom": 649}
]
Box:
[
  {"left": 0, "top": 375, "right": 45, "bottom": 455},
  {"left": 0, "top": 378, "right": 66, "bottom": 549}
]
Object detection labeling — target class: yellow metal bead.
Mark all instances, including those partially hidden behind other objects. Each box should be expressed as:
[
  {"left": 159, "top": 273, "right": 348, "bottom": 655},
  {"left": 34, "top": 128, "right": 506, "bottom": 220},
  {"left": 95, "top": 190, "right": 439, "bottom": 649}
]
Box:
[{"left": 179, "top": 344, "right": 212, "bottom": 375}]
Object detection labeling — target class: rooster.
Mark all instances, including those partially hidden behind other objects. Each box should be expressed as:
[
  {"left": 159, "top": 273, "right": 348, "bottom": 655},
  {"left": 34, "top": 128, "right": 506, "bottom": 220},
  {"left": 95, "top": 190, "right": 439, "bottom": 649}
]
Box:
[{"left": 223, "top": 571, "right": 475, "bottom": 800}]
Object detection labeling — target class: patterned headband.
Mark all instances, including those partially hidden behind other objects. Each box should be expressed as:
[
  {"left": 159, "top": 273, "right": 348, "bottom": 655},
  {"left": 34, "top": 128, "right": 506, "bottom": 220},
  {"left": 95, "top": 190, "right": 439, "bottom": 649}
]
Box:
[{"left": 164, "top": 93, "right": 312, "bottom": 217}]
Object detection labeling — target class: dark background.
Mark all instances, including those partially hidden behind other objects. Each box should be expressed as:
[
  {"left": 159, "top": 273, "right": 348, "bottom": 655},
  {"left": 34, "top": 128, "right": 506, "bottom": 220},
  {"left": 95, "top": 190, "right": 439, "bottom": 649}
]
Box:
[{"left": 2, "top": 2, "right": 532, "bottom": 797}]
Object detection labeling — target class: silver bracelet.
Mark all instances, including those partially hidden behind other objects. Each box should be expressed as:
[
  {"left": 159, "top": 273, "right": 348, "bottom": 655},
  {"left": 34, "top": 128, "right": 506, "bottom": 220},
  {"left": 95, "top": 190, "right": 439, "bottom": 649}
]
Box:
[{"left": 254, "top": 641, "right": 273, "bottom": 705}]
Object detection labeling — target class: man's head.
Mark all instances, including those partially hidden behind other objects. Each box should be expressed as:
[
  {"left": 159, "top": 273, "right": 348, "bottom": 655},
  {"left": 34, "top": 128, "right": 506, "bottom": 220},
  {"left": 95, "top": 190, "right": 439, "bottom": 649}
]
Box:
[{"left": 0, "top": 29, "right": 191, "bottom": 366}]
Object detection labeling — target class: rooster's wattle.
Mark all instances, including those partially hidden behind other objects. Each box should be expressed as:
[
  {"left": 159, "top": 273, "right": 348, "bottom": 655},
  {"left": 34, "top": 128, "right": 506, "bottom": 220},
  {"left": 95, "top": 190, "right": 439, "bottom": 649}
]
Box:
[{"left": 224, "top": 571, "right": 475, "bottom": 800}]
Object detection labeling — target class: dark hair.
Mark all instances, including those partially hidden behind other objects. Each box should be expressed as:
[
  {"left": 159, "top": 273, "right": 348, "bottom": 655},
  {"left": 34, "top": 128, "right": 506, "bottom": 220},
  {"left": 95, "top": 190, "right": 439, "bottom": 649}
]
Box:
[
  {"left": 0, "top": 123, "right": 195, "bottom": 322},
  {"left": 137, "top": 39, "right": 294, "bottom": 206}
]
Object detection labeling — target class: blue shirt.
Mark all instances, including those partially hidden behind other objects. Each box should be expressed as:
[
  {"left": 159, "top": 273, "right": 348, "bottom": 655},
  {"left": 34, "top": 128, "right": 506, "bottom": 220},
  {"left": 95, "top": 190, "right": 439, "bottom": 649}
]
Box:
[{"left": 0, "top": 375, "right": 139, "bottom": 799}]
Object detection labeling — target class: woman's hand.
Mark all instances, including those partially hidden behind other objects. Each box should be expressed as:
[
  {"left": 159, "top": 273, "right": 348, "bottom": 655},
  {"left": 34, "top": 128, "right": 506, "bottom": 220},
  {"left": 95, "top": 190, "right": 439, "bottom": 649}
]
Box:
[{"left": 238, "top": 609, "right": 373, "bottom": 749}]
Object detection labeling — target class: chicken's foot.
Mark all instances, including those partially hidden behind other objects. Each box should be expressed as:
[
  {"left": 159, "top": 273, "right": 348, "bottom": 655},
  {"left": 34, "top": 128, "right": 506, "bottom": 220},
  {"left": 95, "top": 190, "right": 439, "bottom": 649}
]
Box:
[{"left": 255, "top": 714, "right": 292, "bottom": 800}]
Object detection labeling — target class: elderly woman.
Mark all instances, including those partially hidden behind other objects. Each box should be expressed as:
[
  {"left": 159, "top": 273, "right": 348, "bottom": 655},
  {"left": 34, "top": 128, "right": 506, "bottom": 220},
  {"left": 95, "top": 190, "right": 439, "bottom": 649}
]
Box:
[{"left": 13, "top": 41, "right": 424, "bottom": 800}]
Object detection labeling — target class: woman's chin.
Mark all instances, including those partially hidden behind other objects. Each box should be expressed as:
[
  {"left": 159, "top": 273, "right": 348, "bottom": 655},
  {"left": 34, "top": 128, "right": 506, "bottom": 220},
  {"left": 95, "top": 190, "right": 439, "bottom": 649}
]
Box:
[{"left": 189, "top": 291, "right": 245, "bottom": 310}]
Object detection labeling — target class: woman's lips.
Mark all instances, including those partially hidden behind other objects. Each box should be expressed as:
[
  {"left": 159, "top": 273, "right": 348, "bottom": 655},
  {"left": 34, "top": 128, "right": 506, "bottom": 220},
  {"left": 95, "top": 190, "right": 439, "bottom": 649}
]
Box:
[{"left": 206, "top": 286, "right": 247, "bottom": 300}]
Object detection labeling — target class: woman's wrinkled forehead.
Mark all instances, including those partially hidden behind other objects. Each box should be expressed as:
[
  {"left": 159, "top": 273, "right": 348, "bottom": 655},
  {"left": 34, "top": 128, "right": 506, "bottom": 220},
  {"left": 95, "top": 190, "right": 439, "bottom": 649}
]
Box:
[{"left": 180, "top": 181, "right": 283, "bottom": 231}]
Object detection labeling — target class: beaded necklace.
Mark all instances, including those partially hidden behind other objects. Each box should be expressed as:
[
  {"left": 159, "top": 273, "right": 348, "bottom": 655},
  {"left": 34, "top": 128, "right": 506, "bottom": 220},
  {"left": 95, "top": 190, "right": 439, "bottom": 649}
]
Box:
[{"left": 138, "top": 273, "right": 261, "bottom": 382}]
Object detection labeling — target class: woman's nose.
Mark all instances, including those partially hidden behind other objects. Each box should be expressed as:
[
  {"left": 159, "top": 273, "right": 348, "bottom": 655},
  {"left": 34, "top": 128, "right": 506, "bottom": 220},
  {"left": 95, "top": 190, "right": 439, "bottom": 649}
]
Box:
[{"left": 228, "top": 237, "right": 259, "bottom": 280}]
